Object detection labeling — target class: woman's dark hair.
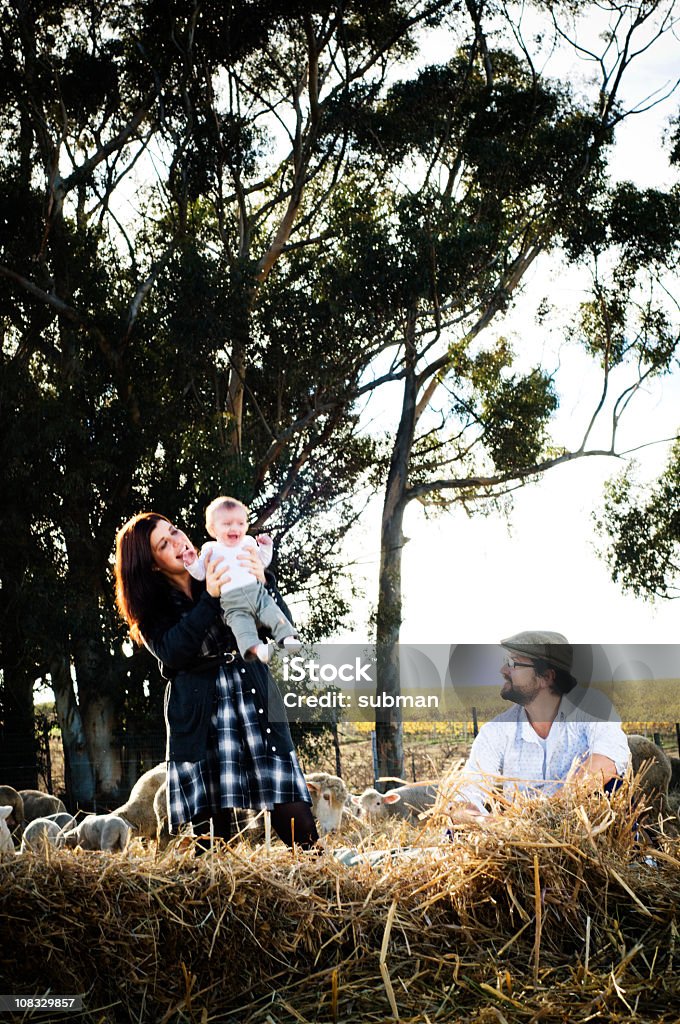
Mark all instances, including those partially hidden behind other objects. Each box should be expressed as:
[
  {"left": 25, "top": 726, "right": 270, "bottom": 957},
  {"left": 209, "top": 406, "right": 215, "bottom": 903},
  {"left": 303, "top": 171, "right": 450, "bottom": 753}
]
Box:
[
  {"left": 532, "top": 658, "right": 578, "bottom": 695},
  {"left": 114, "top": 513, "right": 172, "bottom": 645}
]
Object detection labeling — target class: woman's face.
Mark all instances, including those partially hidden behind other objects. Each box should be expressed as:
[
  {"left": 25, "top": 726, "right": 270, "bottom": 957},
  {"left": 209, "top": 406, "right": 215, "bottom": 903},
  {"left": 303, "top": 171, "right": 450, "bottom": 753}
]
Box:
[{"left": 149, "top": 520, "right": 193, "bottom": 579}]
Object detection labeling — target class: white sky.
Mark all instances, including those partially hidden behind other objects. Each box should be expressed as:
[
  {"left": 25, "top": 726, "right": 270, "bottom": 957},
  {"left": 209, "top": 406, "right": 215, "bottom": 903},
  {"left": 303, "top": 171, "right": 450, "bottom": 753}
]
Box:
[{"left": 323, "top": 4, "right": 680, "bottom": 647}]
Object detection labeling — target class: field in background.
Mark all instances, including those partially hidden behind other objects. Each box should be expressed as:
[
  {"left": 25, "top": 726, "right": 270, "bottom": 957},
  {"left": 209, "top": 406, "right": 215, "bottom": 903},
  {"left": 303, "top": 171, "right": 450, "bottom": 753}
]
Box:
[
  {"left": 45, "top": 719, "right": 680, "bottom": 799},
  {"left": 309, "top": 719, "right": 680, "bottom": 791},
  {"left": 443, "top": 679, "right": 680, "bottom": 723}
]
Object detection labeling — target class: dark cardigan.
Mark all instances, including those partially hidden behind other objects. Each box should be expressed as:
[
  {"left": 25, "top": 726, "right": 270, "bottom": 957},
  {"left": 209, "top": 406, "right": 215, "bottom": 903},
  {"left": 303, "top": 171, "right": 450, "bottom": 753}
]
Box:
[{"left": 143, "top": 574, "right": 298, "bottom": 762}]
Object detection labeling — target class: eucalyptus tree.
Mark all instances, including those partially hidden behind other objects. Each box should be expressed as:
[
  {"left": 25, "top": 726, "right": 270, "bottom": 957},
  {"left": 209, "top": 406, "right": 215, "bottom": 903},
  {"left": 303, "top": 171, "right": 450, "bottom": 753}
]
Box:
[{"left": 320, "top": 1, "right": 680, "bottom": 778}]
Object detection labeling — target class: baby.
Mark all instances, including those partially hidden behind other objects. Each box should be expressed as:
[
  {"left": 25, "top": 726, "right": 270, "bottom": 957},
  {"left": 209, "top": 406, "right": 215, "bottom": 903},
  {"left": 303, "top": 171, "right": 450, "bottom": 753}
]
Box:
[{"left": 183, "top": 496, "right": 301, "bottom": 663}]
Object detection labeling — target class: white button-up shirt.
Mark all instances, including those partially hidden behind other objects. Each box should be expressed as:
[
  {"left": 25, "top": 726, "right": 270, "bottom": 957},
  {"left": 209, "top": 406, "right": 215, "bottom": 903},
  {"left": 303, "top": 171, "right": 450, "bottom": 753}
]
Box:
[{"left": 452, "top": 690, "right": 631, "bottom": 813}]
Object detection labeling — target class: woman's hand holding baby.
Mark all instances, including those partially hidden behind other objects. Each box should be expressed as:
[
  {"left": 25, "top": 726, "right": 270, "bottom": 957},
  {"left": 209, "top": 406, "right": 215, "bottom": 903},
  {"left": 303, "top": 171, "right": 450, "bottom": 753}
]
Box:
[
  {"left": 239, "top": 545, "right": 265, "bottom": 582},
  {"left": 204, "top": 553, "right": 232, "bottom": 597}
]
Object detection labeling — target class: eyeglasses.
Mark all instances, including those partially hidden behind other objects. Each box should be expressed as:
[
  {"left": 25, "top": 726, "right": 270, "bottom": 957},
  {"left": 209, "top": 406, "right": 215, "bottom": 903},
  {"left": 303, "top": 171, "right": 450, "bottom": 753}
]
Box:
[{"left": 503, "top": 656, "right": 535, "bottom": 670}]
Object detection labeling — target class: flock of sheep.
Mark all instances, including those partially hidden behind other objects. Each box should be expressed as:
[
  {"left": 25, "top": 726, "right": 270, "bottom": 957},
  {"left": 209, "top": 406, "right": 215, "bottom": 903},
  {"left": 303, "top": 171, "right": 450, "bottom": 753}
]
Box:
[{"left": 1, "top": 733, "right": 679, "bottom": 858}]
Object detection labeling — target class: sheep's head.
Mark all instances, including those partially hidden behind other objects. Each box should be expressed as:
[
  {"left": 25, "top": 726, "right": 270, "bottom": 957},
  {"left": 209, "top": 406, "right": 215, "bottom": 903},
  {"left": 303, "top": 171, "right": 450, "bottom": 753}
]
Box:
[
  {"left": 59, "top": 829, "right": 80, "bottom": 849},
  {"left": 305, "top": 773, "right": 348, "bottom": 834},
  {"left": 351, "top": 787, "right": 402, "bottom": 821}
]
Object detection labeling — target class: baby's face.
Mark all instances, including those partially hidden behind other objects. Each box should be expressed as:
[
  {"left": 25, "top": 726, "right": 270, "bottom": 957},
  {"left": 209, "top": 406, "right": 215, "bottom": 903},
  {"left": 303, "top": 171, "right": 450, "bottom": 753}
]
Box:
[{"left": 210, "top": 506, "right": 248, "bottom": 546}]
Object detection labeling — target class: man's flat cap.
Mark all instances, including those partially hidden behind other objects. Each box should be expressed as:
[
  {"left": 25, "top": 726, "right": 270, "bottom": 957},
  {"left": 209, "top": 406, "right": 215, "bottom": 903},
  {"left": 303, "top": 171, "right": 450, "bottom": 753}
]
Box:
[{"left": 500, "top": 631, "right": 573, "bottom": 672}]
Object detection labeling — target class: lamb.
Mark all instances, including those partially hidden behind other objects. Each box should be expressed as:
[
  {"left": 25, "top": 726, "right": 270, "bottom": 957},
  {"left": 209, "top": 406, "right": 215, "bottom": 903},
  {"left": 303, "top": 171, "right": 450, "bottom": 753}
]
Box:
[
  {"left": 44, "top": 812, "right": 76, "bottom": 830},
  {"left": 60, "top": 813, "right": 130, "bottom": 852},
  {"left": 113, "top": 762, "right": 167, "bottom": 839},
  {"left": 351, "top": 783, "right": 439, "bottom": 823},
  {"left": 0, "top": 806, "right": 14, "bottom": 856},
  {"left": 626, "top": 734, "right": 676, "bottom": 827},
  {"left": 243, "top": 772, "right": 353, "bottom": 842},
  {"left": 20, "top": 817, "right": 62, "bottom": 853},
  {"left": 19, "top": 789, "right": 67, "bottom": 823},
  {"left": 0, "top": 785, "right": 24, "bottom": 833},
  {"left": 304, "top": 772, "right": 349, "bottom": 835}
]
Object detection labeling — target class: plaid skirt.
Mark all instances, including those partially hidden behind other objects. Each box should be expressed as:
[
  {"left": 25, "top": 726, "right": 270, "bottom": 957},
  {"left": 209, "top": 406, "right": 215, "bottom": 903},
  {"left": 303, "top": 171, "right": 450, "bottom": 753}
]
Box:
[{"left": 166, "top": 663, "right": 310, "bottom": 832}]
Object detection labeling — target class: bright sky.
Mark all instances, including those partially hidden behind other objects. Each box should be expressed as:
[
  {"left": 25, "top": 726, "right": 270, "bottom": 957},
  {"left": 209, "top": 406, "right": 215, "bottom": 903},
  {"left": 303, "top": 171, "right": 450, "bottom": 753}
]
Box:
[{"left": 326, "top": 4, "right": 680, "bottom": 648}]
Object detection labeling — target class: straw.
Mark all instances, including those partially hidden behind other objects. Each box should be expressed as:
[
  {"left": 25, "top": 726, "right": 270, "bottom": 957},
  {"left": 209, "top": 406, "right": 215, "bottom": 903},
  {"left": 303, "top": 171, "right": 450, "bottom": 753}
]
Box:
[{"left": 0, "top": 783, "right": 677, "bottom": 1023}]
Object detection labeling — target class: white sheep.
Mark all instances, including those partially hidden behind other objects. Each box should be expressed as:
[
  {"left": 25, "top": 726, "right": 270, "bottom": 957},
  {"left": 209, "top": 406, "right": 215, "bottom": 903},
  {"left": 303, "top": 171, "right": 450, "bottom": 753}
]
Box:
[
  {"left": 113, "top": 763, "right": 167, "bottom": 839},
  {"left": 304, "top": 772, "right": 349, "bottom": 835},
  {"left": 20, "top": 817, "right": 62, "bottom": 853},
  {"left": 351, "top": 783, "right": 439, "bottom": 823},
  {"left": 19, "top": 789, "right": 67, "bottom": 823},
  {"left": 0, "top": 806, "right": 14, "bottom": 856},
  {"left": 44, "top": 812, "right": 76, "bottom": 830},
  {"left": 239, "top": 772, "right": 354, "bottom": 843},
  {"left": 60, "top": 813, "right": 130, "bottom": 852}
]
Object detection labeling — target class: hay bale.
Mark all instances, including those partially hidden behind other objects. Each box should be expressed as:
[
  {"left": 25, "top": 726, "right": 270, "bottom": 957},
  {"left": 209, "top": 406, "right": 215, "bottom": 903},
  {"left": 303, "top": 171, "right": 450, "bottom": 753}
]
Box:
[{"left": 0, "top": 783, "right": 678, "bottom": 1023}]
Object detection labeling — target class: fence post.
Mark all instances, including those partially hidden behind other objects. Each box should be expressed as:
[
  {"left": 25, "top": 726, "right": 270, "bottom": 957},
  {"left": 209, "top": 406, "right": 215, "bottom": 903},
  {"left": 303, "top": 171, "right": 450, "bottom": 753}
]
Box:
[
  {"left": 653, "top": 731, "right": 662, "bottom": 748},
  {"left": 371, "top": 731, "right": 379, "bottom": 786},
  {"left": 472, "top": 707, "right": 479, "bottom": 738},
  {"left": 676, "top": 723, "right": 680, "bottom": 757},
  {"left": 332, "top": 723, "right": 342, "bottom": 779}
]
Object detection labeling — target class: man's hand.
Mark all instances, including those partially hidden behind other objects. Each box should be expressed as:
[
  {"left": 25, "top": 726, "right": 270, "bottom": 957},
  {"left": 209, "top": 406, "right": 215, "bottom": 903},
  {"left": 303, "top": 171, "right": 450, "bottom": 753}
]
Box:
[{"left": 571, "top": 753, "right": 618, "bottom": 788}]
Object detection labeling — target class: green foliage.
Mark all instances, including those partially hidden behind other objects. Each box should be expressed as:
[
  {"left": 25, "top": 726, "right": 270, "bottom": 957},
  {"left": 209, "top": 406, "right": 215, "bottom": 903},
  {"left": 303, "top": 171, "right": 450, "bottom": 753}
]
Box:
[
  {"left": 596, "top": 444, "right": 680, "bottom": 600},
  {"left": 474, "top": 360, "right": 558, "bottom": 474},
  {"left": 608, "top": 183, "right": 680, "bottom": 269}
]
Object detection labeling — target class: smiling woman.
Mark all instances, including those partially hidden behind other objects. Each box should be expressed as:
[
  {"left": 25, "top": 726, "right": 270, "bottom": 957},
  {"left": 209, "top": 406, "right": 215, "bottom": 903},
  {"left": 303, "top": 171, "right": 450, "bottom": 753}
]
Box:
[
  {"left": 149, "top": 520, "right": 195, "bottom": 582},
  {"left": 113, "top": 512, "right": 318, "bottom": 851}
]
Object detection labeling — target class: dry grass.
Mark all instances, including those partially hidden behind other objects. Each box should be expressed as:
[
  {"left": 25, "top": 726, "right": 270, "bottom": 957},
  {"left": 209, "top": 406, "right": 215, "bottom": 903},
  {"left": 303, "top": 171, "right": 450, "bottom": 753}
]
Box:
[{"left": 1, "top": 783, "right": 679, "bottom": 1024}]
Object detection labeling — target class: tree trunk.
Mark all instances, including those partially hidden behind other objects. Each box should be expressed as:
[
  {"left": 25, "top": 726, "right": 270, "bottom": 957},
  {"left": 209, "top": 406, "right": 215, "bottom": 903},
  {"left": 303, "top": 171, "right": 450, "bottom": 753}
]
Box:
[
  {"left": 0, "top": 561, "right": 38, "bottom": 789},
  {"left": 64, "top": 525, "right": 125, "bottom": 803},
  {"left": 376, "top": 495, "right": 407, "bottom": 784},
  {"left": 0, "top": 664, "right": 37, "bottom": 790},
  {"left": 375, "top": 314, "right": 418, "bottom": 785},
  {"left": 49, "top": 652, "right": 95, "bottom": 807},
  {"left": 80, "top": 688, "right": 122, "bottom": 804}
]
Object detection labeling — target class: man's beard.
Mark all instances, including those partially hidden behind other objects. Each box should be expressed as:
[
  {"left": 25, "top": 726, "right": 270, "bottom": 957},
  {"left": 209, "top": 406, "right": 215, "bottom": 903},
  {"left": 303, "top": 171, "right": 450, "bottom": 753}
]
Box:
[{"left": 500, "top": 677, "right": 538, "bottom": 706}]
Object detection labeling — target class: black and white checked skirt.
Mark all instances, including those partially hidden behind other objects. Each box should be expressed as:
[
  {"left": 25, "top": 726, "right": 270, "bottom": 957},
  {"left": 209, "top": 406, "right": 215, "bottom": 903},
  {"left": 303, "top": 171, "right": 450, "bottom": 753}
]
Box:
[{"left": 166, "top": 663, "right": 310, "bottom": 832}]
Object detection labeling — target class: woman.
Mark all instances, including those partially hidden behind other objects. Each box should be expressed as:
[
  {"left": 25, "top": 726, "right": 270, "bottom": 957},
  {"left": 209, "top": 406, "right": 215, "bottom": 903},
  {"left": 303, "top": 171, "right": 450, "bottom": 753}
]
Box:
[{"left": 114, "top": 512, "right": 318, "bottom": 849}]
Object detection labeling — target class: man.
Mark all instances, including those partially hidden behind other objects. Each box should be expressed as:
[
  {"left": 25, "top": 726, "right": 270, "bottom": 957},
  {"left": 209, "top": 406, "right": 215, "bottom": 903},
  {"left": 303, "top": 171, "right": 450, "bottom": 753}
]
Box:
[{"left": 447, "top": 631, "right": 630, "bottom": 822}]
